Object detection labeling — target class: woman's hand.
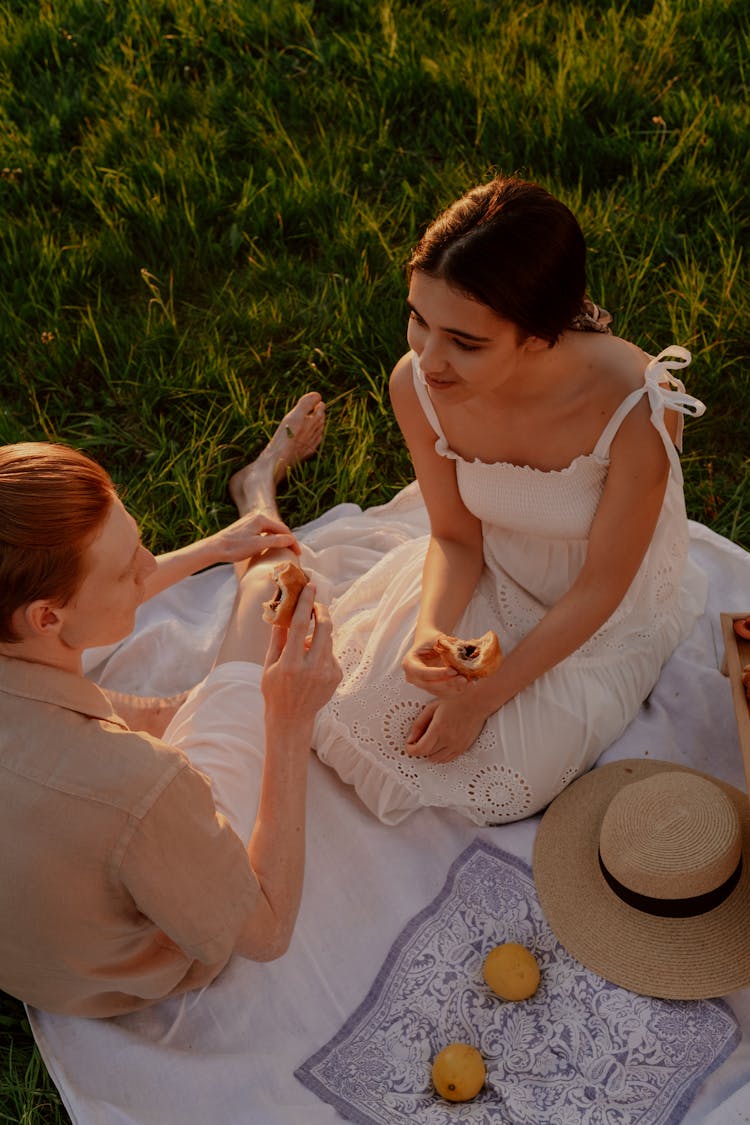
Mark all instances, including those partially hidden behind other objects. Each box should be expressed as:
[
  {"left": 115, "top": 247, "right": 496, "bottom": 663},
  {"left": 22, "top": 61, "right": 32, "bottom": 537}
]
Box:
[
  {"left": 206, "top": 512, "right": 301, "bottom": 565},
  {"left": 404, "top": 695, "right": 488, "bottom": 763},
  {"left": 402, "top": 637, "right": 470, "bottom": 697}
]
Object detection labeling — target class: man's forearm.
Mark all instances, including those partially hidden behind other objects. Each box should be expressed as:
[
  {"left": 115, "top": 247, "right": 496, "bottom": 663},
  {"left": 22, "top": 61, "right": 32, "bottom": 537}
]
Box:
[
  {"left": 235, "top": 714, "right": 314, "bottom": 961},
  {"left": 142, "top": 541, "right": 225, "bottom": 601}
]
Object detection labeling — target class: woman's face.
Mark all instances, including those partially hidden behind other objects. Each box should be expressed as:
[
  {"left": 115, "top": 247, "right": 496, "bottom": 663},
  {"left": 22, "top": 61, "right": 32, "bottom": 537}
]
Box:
[{"left": 406, "top": 271, "right": 528, "bottom": 401}]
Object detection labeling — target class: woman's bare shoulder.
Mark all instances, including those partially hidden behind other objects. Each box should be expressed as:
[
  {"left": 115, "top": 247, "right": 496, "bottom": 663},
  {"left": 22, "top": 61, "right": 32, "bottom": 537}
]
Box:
[
  {"left": 389, "top": 351, "right": 416, "bottom": 404},
  {"left": 569, "top": 332, "right": 650, "bottom": 397},
  {"left": 609, "top": 335, "right": 652, "bottom": 381}
]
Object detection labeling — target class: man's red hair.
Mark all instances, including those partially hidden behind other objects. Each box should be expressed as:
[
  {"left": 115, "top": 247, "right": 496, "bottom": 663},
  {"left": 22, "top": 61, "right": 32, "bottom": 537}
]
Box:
[{"left": 0, "top": 443, "right": 116, "bottom": 642}]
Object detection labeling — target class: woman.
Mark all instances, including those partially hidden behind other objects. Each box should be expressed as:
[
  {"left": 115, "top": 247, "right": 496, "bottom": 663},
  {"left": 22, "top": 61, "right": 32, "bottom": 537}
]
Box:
[{"left": 311, "top": 175, "right": 707, "bottom": 825}]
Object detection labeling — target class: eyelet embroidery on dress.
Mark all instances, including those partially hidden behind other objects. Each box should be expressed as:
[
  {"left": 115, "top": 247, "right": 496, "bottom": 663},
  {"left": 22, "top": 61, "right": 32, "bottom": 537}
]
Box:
[
  {"left": 465, "top": 762, "right": 532, "bottom": 823},
  {"left": 557, "top": 764, "right": 580, "bottom": 794},
  {"left": 653, "top": 564, "right": 675, "bottom": 606},
  {"left": 490, "top": 581, "right": 541, "bottom": 641},
  {"left": 335, "top": 640, "right": 367, "bottom": 682},
  {"left": 380, "top": 699, "right": 427, "bottom": 752},
  {"left": 327, "top": 657, "right": 427, "bottom": 788},
  {"left": 325, "top": 648, "right": 537, "bottom": 822},
  {"left": 349, "top": 719, "right": 422, "bottom": 786}
]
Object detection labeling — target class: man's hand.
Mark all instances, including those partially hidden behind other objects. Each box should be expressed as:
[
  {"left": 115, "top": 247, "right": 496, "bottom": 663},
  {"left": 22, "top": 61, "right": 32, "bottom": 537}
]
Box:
[
  {"left": 261, "top": 585, "right": 341, "bottom": 728},
  {"left": 207, "top": 512, "right": 301, "bottom": 565}
]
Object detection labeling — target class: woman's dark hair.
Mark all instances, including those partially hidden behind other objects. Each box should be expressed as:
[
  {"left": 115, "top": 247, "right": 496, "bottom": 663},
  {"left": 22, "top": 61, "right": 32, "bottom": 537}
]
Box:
[
  {"left": 408, "top": 176, "right": 587, "bottom": 344},
  {"left": 0, "top": 442, "right": 116, "bottom": 642}
]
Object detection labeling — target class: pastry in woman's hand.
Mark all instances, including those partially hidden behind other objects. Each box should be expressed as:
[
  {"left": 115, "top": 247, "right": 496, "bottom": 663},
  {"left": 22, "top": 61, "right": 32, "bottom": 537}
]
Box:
[{"left": 433, "top": 630, "right": 502, "bottom": 680}]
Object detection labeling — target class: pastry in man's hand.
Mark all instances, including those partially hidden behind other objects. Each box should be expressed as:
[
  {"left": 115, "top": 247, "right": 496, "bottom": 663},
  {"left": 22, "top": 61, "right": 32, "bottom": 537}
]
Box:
[{"left": 262, "top": 562, "right": 310, "bottom": 628}]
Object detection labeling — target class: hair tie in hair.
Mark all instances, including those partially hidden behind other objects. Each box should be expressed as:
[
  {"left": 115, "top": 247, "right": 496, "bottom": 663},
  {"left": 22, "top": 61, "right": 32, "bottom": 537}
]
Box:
[{"left": 569, "top": 297, "right": 613, "bottom": 334}]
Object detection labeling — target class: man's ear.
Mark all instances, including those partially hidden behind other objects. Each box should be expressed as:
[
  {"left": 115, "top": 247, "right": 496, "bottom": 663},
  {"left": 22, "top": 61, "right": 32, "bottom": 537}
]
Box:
[{"left": 21, "top": 600, "right": 65, "bottom": 639}]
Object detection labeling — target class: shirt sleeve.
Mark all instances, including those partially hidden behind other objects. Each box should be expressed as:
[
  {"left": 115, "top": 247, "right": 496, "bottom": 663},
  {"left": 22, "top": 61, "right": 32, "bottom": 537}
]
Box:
[{"left": 117, "top": 762, "right": 259, "bottom": 966}]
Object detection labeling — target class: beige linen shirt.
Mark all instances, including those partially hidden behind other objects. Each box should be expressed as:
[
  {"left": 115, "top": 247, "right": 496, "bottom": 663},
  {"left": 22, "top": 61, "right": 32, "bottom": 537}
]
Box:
[{"left": 0, "top": 654, "right": 259, "bottom": 1017}]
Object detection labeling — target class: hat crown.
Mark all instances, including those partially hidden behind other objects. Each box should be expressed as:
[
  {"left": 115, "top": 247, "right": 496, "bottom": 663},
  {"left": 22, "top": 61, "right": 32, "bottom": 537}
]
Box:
[{"left": 599, "top": 772, "right": 742, "bottom": 900}]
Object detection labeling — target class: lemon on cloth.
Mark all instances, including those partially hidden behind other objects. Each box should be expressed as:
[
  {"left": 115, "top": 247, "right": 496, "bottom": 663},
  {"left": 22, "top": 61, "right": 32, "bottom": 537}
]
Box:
[
  {"left": 483, "top": 942, "right": 540, "bottom": 1001},
  {"left": 431, "top": 1042, "right": 486, "bottom": 1102}
]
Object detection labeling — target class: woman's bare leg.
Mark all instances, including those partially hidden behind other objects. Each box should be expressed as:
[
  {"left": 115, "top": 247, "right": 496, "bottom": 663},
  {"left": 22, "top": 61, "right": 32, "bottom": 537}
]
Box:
[
  {"left": 216, "top": 392, "right": 325, "bottom": 667},
  {"left": 229, "top": 392, "right": 325, "bottom": 518},
  {"left": 116, "top": 393, "right": 326, "bottom": 731}
]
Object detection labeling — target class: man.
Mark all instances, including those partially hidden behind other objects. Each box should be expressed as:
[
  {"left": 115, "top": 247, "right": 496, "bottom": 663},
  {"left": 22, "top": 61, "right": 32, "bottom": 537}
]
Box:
[{"left": 0, "top": 393, "right": 341, "bottom": 1017}]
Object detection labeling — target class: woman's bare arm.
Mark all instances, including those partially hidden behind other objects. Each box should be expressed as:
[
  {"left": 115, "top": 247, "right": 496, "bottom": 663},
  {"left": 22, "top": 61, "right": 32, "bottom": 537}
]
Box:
[{"left": 389, "top": 354, "right": 485, "bottom": 690}]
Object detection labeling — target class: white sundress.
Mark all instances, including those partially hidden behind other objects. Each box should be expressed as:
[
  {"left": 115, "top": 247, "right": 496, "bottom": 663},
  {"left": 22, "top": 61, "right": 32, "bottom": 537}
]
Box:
[{"left": 311, "top": 347, "right": 708, "bottom": 827}]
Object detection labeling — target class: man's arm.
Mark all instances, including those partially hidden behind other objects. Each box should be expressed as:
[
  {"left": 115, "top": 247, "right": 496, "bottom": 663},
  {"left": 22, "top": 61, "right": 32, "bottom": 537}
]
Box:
[
  {"left": 233, "top": 587, "right": 341, "bottom": 960},
  {"left": 141, "top": 512, "right": 301, "bottom": 602}
]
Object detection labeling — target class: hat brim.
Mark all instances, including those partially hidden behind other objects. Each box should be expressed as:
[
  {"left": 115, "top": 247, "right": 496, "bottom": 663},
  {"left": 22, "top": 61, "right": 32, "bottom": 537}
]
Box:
[{"left": 532, "top": 759, "right": 750, "bottom": 999}]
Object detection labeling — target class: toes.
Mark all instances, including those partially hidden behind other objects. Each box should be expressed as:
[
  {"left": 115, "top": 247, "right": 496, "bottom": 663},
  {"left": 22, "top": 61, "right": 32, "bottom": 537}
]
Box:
[
  {"left": 230, "top": 392, "right": 325, "bottom": 498},
  {"left": 283, "top": 393, "right": 325, "bottom": 452},
  {"left": 284, "top": 392, "right": 323, "bottom": 430},
  {"left": 298, "top": 391, "right": 322, "bottom": 410}
]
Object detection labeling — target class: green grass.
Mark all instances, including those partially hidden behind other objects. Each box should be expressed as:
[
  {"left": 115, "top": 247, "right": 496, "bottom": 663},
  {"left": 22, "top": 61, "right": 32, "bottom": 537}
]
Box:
[{"left": 1, "top": 0, "right": 748, "bottom": 1118}]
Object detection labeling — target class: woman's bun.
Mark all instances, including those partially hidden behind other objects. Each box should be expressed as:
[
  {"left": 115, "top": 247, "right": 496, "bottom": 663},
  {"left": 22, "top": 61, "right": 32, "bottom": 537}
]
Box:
[
  {"left": 433, "top": 630, "right": 502, "bottom": 680},
  {"left": 262, "top": 562, "right": 310, "bottom": 628}
]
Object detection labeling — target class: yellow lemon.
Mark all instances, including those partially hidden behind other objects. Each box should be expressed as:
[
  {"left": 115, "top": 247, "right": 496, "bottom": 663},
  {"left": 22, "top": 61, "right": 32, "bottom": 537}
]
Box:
[
  {"left": 483, "top": 942, "right": 540, "bottom": 1001},
  {"left": 431, "top": 1042, "right": 486, "bottom": 1102}
]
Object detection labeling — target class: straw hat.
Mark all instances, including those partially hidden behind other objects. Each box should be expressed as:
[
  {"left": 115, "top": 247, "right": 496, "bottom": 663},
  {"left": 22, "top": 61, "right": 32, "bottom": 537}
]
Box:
[{"left": 532, "top": 759, "right": 750, "bottom": 999}]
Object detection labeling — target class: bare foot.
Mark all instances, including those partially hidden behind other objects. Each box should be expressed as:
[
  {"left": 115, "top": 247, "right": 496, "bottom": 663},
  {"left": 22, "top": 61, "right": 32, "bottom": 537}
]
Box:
[
  {"left": 229, "top": 392, "right": 325, "bottom": 514},
  {"left": 104, "top": 689, "right": 190, "bottom": 739}
]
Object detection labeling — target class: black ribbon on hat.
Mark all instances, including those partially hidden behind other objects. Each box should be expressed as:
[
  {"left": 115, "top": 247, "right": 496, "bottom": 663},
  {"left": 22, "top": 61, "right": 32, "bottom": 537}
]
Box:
[{"left": 598, "top": 852, "right": 743, "bottom": 918}]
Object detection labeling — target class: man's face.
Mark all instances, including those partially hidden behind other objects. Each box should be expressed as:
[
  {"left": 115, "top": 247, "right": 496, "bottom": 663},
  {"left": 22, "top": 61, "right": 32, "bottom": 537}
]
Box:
[{"left": 58, "top": 497, "right": 157, "bottom": 652}]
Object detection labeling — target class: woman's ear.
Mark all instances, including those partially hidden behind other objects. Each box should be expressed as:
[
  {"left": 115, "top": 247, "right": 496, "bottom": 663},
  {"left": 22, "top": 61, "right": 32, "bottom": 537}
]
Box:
[{"left": 522, "top": 334, "right": 552, "bottom": 353}]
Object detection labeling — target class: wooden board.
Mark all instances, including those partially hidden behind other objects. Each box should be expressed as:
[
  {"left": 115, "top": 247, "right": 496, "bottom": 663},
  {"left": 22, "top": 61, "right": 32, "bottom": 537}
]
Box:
[{"left": 720, "top": 613, "right": 750, "bottom": 794}]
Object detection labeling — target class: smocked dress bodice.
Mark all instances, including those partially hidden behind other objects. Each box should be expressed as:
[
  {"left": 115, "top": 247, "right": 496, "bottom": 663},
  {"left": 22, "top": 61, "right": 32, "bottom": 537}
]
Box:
[{"left": 412, "top": 346, "right": 705, "bottom": 540}]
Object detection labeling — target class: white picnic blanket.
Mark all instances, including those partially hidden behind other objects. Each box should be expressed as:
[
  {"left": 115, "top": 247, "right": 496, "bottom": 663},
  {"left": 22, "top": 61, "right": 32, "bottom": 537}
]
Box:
[{"left": 28, "top": 513, "right": 750, "bottom": 1125}]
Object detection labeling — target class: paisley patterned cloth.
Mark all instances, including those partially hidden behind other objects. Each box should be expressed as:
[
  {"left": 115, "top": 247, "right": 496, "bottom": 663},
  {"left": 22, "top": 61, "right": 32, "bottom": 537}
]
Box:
[{"left": 295, "top": 840, "right": 739, "bottom": 1124}]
